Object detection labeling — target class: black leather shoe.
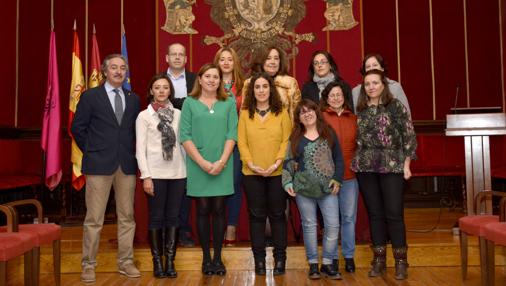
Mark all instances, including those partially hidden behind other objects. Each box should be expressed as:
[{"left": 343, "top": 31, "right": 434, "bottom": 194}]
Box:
[
  {"left": 202, "top": 261, "right": 214, "bottom": 276},
  {"left": 254, "top": 261, "right": 266, "bottom": 276},
  {"left": 308, "top": 263, "right": 321, "bottom": 279},
  {"left": 345, "top": 258, "right": 356, "bottom": 273},
  {"left": 213, "top": 260, "right": 227, "bottom": 276},
  {"left": 320, "top": 264, "right": 342, "bottom": 280},
  {"left": 273, "top": 260, "right": 286, "bottom": 275}
]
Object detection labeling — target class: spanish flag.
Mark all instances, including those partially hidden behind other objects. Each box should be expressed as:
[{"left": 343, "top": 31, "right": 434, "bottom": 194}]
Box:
[
  {"left": 88, "top": 24, "right": 103, "bottom": 88},
  {"left": 68, "top": 20, "right": 85, "bottom": 191}
]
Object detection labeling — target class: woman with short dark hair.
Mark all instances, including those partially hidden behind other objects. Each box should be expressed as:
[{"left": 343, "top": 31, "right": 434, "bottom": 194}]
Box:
[{"left": 136, "top": 73, "right": 185, "bottom": 278}]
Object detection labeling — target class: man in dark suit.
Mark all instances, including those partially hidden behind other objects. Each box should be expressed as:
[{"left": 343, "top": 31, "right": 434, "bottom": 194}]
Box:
[
  {"left": 165, "top": 42, "right": 196, "bottom": 246},
  {"left": 72, "top": 54, "right": 141, "bottom": 283}
]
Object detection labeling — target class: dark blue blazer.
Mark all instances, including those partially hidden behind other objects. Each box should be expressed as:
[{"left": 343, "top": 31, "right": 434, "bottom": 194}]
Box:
[{"left": 71, "top": 84, "right": 140, "bottom": 175}]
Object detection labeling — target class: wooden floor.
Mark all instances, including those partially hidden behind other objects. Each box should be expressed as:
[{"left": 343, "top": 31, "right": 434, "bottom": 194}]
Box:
[
  {"left": 6, "top": 267, "right": 506, "bottom": 285},
  {"left": 5, "top": 207, "right": 506, "bottom": 285}
]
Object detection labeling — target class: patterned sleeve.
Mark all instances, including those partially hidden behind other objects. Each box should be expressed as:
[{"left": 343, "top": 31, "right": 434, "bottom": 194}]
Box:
[
  {"left": 394, "top": 100, "right": 417, "bottom": 160},
  {"left": 282, "top": 141, "right": 296, "bottom": 191}
]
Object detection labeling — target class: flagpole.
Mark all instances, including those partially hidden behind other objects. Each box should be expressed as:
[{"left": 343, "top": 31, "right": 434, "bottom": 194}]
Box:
[
  {"left": 85, "top": 0, "right": 89, "bottom": 88},
  {"left": 121, "top": 0, "right": 124, "bottom": 47},
  {"left": 15, "top": 0, "right": 19, "bottom": 127},
  {"left": 50, "top": 0, "right": 54, "bottom": 31}
]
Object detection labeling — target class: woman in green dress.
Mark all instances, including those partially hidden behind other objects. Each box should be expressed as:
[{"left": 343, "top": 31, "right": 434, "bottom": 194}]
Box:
[{"left": 179, "top": 63, "right": 238, "bottom": 276}]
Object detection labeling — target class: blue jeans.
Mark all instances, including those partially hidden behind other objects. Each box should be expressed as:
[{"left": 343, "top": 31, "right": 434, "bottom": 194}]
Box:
[
  {"left": 296, "top": 193, "right": 340, "bottom": 265},
  {"left": 226, "top": 145, "right": 243, "bottom": 226},
  {"left": 337, "top": 178, "right": 359, "bottom": 259}
]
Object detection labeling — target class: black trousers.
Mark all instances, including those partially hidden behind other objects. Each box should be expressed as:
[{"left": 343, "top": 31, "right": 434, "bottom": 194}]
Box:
[
  {"left": 356, "top": 172, "right": 407, "bottom": 248},
  {"left": 148, "top": 178, "right": 186, "bottom": 229},
  {"left": 243, "top": 175, "right": 287, "bottom": 261}
]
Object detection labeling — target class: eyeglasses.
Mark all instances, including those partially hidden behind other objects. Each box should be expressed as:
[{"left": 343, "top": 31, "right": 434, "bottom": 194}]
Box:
[
  {"left": 328, "top": 93, "right": 343, "bottom": 99},
  {"left": 313, "top": 60, "right": 329, "bottom": 66},
  {"left": 169, "top": 53, "right": 185, "bottom": 58},
  {"left": 299, "top": 108, "right": 315, "bottom": 115}
]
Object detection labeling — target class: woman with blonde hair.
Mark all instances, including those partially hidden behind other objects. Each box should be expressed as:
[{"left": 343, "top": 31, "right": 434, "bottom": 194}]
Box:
[{"left": 213, "top": 47, "right": 245, "bottom": 245}]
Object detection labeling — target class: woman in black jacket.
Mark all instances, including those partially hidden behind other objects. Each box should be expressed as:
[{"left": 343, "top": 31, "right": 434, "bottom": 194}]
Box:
[{"left": 301, "top": 50, "right": 353, "bottom": 112}]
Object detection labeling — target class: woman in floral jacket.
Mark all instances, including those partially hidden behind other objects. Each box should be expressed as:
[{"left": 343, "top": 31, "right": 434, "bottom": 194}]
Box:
[{"left": 352, "top": 69, "right": 417, "bottom": 280}]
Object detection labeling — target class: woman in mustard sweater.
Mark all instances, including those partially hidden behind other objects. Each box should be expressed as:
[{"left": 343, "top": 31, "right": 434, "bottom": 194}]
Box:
[{"left": 238, "top": 72, "right": 292, "bottom": 275}]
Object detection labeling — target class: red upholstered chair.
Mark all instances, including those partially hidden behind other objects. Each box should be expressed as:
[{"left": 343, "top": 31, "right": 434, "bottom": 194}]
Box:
[
  {"left": 0, "top": 204, "right": 37, "bottom": 286},
  {"left": 459, "top": 190, "right": 506, "bottom": 285},
  {"left": 483, "top": 197, "right": 506, "bottom": 286},
  {"left": 0, "top": 199, "right": 61, "bottom": 286}
]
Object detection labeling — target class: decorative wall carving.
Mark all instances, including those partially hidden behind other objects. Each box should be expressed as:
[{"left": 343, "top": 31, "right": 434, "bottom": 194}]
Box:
[
  {"left": 203, "top": 0, "right": 314, "bottom": 69},
  {"left": 323, "top": 0, "right": 358, "bottom": 31},
  {"left": 161, "top": 0, "right": 198, "bottom": 34}
]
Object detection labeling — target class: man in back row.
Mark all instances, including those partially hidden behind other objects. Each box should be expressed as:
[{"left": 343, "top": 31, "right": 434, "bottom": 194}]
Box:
[{"left": 166, "top": 42, "right": 196, "bottom": 246}]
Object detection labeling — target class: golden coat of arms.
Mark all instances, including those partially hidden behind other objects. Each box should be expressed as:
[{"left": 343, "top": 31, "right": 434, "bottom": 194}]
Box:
[
  {"left": 161, "top": 0, "right": 198, "bottom": 34},
  {"left": 323, "top": 0, "right": 358, "bottom": 31},
  {"left": 204, "top": 0, "right": 314, "bottom": 69}
]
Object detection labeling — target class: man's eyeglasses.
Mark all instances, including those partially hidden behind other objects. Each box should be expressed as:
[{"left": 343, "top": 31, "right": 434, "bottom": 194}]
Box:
[{"left": 169, "top": 53, "right": 185, "bottom": 58}]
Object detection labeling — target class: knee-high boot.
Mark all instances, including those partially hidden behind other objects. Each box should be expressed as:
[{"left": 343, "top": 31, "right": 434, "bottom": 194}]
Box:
[
  {"left": 368, "top": 245, "right": 387, "bottom": 277},
  {"left": 165, "top": 227, "right": 178, "bottom": 278},
  {"left": 393, "top": 246, "right": 409, "bottom": 280},
  {"left": 148, "top": 229, "right": 166, "bottom": 278}
]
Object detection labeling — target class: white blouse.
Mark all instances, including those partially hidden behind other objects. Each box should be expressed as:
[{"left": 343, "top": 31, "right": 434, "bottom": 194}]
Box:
[{"left": 135, "top": 104, "right": 186, "bottom": 179}]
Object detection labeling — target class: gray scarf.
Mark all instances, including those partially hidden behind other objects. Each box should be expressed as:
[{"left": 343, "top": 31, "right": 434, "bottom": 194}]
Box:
[
  {"left": 154, "top": 102, "right": 176, "bottom": 161},
  {"left": 313, "top": 73, "right": 335, "bottom": 99}
]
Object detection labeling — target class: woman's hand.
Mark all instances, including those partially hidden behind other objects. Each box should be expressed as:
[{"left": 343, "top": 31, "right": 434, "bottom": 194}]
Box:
[
  {"left": 403, "top": 165, "right": 412, "bottom": 180},
  {"left": 143, "top": 178, "right": 155, "bottom": 196},
  {"left": 262, "top": 159, "right": 282, "bottom": 177},
  {"left": 403, "top": 158, "right": 412, "bottom": 180},
  {"left": 208, "top": 160, "right": 225, "bottom": 175},
  {"left": 199, "top": 160, "right": 214, "bottom": 174},
  {"left": 247, "top": 161, "right": 265, "bottom": 175},
  {"left": 329, "top": 180, "right": 340, "bottom": 195},
  {"left": 285, "top": 186, "right": 296, "bottom": 197},
  {"left": 262, "top": 164, "right": 278, "bottom": 177}
]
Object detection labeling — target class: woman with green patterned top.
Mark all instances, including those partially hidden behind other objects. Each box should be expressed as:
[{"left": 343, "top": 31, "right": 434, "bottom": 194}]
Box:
[
  {"left": 351, "top": 69, "right": 417, "bottom": 280},
  {"left": 282, "top": 99, "right": 344, "bottom": 280}
]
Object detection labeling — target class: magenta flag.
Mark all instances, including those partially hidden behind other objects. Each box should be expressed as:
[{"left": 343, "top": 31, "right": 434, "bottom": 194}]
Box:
[{"left": 41, "top": 30, "right": 62, "bottom": 190}]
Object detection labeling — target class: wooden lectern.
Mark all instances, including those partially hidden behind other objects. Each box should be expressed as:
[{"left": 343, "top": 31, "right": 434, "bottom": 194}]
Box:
[{"left": 446, "top": 111, "right": 506, "bottom": 214}]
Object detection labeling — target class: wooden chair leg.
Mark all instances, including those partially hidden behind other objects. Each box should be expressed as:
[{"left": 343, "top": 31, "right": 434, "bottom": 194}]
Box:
[
  {"left": 460, "top": 230, "right": 468, "bottom": 279},
  {"left": 0, "top": 261, "right": 6, "bottom": 286},
  {"left": 486, "top": 239, "right": 495, "bottom": 286},
  {"left": 24, "top": 249, "right": 33, "bottom": 286},
  {"left": 479, "top": 237, "right": 488, "bottom": 286},
  {"left": 32, "top": 246, "right": 40, "bottom": 286},
  {"left": 53, "top": 239, "right": 61, "bottom": 286}
]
